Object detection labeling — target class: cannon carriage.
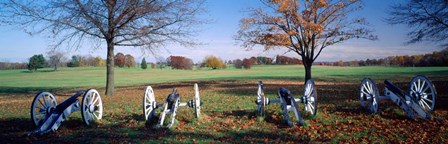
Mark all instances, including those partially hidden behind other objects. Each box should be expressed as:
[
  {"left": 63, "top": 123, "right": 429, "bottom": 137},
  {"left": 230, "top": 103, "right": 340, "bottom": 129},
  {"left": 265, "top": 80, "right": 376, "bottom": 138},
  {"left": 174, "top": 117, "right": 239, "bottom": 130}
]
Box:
[
  {"left": 360, "top": 75, "right": 437, "bottom": 119},
  {"left": 143, "top": 83, "right": 201, "bottom": 128},
  {"left": 28, "top": 89, "right": 103, "bottom": 136},
  {"left": 256, "top": 79, "right": 317, "bottom": 126}
]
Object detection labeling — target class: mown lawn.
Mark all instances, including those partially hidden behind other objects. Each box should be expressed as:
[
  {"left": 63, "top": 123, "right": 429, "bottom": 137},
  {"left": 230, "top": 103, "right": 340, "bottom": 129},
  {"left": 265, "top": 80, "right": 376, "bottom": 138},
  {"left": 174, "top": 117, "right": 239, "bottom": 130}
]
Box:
[{"left": 0, "top": 65, "right": 447, "bottom": 93}]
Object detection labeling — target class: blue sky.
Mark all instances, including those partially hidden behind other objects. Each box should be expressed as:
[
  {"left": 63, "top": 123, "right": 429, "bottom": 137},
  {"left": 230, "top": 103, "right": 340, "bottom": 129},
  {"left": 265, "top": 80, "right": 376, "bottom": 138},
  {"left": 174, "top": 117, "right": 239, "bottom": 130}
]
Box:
[{"left": 0, "top": 0, "right": 442, "bottom": 63}]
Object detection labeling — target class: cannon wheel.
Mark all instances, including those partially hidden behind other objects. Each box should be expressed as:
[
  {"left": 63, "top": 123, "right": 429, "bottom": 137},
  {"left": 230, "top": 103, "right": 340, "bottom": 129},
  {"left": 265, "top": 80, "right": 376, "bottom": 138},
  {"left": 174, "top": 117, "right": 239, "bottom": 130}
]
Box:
[
  {"left": 159, "top": 97, "right": 180, "bottom": 128},
  {"left": 257, "top": 81, "right": 266, "bottom": 116},
  {"left": 409, "top": 76, "right": 437, "bottom": 112},
  {"left": 194, "top": 83, "right": 201, "bottom": 118},
  {"left": 81, "top": 89, "right": 103, "bottom": 126},
  {"left": 168, "top": 98, "right": 180, "bottom": 128},
  {"left": 143, "top": 86, "right": 157, "bottom": 120},
  {"left": 279, "top": 95, "right": 292, "bottom": 126},
  {"left": 290, "top": 97, "right": 306, "bottom": 126},
  {"left": 303, "top": 79, "right": 317, "bottom": 115},
  {"left": 360, "top": 78, "right": 379, "bottom": 114},
  {"left": 30, "top": 92, "right": 57, "bottom": 127},
  {"left": 279, "top": 96, "right": 304, "bottom": 126}
]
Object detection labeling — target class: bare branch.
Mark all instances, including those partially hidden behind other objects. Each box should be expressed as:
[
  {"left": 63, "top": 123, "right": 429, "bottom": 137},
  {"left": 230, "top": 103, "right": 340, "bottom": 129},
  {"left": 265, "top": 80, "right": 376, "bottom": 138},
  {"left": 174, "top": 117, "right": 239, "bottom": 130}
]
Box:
[{"left": 386, "top": 0, "right": 448, "bottom": 46}]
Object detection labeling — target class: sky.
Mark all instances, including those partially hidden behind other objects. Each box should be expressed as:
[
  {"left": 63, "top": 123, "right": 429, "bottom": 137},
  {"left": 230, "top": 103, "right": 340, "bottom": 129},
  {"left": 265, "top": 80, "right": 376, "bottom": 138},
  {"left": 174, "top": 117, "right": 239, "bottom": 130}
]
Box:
[{"left": 0, "top": 0, "right": 443, "bottom": 63}]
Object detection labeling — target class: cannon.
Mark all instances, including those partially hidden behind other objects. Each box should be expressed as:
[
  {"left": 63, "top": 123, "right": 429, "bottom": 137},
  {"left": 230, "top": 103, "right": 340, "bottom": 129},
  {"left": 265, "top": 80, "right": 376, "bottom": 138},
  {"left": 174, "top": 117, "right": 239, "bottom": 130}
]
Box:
[
  {"left": 360, "top": 76, "right": 437, "bottom": 119},
  {"left": 28, "top": 89, "right": 103, "bottom": 136},
  {"left": 143, "top": 83, "right": 201, "bottom": 128},
  {"left": 256, "top": 79, "right": 317, "bottom": 126}
]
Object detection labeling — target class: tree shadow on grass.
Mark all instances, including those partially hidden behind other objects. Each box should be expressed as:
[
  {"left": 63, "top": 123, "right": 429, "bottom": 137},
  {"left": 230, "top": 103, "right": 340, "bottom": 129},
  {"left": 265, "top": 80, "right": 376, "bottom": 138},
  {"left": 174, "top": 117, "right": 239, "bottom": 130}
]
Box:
[
  {"left": 215, "top": 80, "right": 366, "bottom": 105},
  {"left": 0, "top": 86, "right": 77, "bottom": 95},
  {"left": 20, "top": 69, "right": 56, "bottom": 73},
  {"left": 0, "top": 117, "right": 102, "bottom": 143},
  {"left": 206, "top": 76, "right": 304, "bottom": 82},
  {"left": 220, "top": 109, "right": 313, "bottom": 129},
  {"left": 0, "top": 116, "right": 312, "bottom": 143},
  {"left": 131, "top": 113, "right": 144, "bottom": 121},
  {"left": 149, "top": 81, "right": 214, "bottom": 90},
  {"left": 224, "top": 129, "right": 310, "bottom": 143},
  {"left": 221, "top": 109, "right": 257, "bottom": 119},
  {"left": 0, "top": 118, "right": 36, "bottom": 143},
  {"left": 0, "top": 87, "right": 50, "bottom": 94},
  {"left": 433, "top": 81, "right": 448, "bottom": 98},
  {"left": 215, "top": 82, "right": 306, "bottom": 97}
]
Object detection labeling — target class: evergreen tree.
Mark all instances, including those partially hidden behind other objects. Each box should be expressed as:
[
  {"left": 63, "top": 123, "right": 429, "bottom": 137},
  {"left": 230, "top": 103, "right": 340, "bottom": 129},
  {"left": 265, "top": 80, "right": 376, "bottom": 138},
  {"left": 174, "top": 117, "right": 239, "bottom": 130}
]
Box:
[
  {"left": 141, "top": 58, "right": 147, "bottom": 69},
  {"left": 28, "top": 54, "right": 46, "bottom": 72},
  {"left": 67, "top": 55, "right": 80, "bottom": 67}
]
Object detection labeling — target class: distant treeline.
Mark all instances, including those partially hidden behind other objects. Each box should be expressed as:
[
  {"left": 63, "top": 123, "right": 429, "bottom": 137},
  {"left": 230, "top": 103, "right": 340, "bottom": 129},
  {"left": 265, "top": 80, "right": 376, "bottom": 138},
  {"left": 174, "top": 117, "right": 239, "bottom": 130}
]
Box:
[
  {"left": 0, "top": 55, "right": 106, "bottom": 71},
  {"left": 1, "top": 48, "right": 447, "bottom": 70},
  {"left": 0, "top": 62, "right": 28, "bottom": 70},
  {"left": 225, "top": 55, "right": 301, "bottom": 69},
  {"left": 158, "top": 55, "right": 226, "bottom": 70},
  {"left": 0, "top": 53, "right": 137, "bottom": 70},
  {"left": 231, "top": 55, "right": 302, "bottom": 65},
  {"left": 67, "top": 55, "right": 107, "bottom": 67},
  {"left": 319, "top": 48, "right": 448, "bottom": 67}
]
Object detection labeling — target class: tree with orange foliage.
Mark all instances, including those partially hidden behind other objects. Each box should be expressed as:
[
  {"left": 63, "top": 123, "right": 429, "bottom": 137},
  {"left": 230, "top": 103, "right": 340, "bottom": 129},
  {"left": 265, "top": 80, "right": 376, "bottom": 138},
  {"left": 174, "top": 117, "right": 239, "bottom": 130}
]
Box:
[
  {"left": 202, "top": 55, "right": 226, "bottom": 69},
  {"left": 236, "top": 0, "right": 377, "bottom": 81}
]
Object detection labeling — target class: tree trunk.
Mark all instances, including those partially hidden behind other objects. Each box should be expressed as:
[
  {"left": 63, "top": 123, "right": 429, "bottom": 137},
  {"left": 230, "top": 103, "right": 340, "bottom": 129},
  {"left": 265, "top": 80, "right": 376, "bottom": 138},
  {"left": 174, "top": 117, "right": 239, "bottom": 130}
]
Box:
[
  {"left": 304, "top": 64, "right": 312, "bottom": 82},
  {"left": 105, "top": 40, "right": 115, "bottom": 96},
  {"left": 302, "top": 57, "right": 312, "bottom": 82},
  {"left": 54, "top": 64, "right": 57, "bottom": 71}
]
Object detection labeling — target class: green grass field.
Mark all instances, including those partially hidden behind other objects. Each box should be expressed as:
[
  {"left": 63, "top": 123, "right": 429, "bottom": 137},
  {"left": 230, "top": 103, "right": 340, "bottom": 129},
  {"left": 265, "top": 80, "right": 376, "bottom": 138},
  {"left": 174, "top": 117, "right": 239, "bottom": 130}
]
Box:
[
  {"left": 1, "top": 65, "right": 447, "bottom": 143},
  {"left": 1, "top": 65, "right": 447, "bottom": 93}
]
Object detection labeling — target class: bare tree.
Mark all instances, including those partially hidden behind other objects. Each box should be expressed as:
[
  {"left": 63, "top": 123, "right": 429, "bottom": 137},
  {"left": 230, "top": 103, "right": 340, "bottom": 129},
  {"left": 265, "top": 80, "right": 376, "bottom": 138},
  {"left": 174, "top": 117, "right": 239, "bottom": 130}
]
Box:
[
  {"left": 236, "top": 0, "right": 377, "bottom": 81},
  {"left": 0, "top": 0, "right": 205, "bottom": 95},
  {"left": 156, "top": 56, "right": 168, "bottom": 69},
  {"left": 47, "top": 50, "right": 67, "bottom": 71},
  {"left": 386, "top": 0, "right": 448, "bottom": 46}
]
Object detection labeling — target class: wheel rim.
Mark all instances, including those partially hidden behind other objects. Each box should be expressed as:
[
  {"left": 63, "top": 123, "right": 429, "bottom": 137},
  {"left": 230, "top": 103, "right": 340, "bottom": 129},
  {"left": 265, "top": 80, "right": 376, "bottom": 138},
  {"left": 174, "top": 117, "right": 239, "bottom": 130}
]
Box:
[
  {"left": 280, "top": 96, "right": 292, "bottom": 126},
  {"left": 168, "top": 98, "right": 180, "bottom": 128},
  {"left": 291, "top": 98, "right": 305, "bottom": 126},
  {"left": 409, "top": 76, "right": 436, "bottom": 112},
  {"left": 257, "top": 81, "right": 265, "bottom": 116},
  {"left": 81, "top": 89, "right": 103, "bottom": 126},
  {"left": 194, "top": 83, "right": 201, "bottom": 118},
  {"left": 158, "top": 103, "right": 169, "bottom": 127},
  {"left": 143, "top": 86, "right": 156, "bottom": 120},
  {"left": 31, "top": 92, "right": 57, "bottom": 127},
  {"left": 303, "top": 79, "right": 317, "bottom": 115},
  {"left": 360, "top": 78, "right": 379, "bottom": 114},
  {"left": 159, "top": 92, "right": 180, "bottom": 128}
]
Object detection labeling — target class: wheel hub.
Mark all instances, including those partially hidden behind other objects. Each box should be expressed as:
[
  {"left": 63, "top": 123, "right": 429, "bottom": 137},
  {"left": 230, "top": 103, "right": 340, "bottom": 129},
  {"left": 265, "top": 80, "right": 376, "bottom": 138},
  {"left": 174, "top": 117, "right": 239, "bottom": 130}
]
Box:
[
  {"left": 301, "top": 96, "right": 307, "bottom": 104},
  {"left": 46, "top": 106, "right": 53, "bottom": 114},
  {"left": 88, "top": 104, "right": 95, "bottom": 113},
  {"left": 367, "top": 93, "right": 373, "bottom": 100},
  {"left": 413, "top": 92, "right": 422, "bottom": 101}
]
